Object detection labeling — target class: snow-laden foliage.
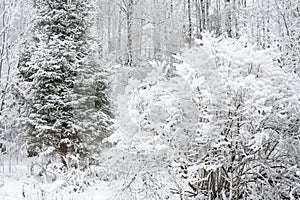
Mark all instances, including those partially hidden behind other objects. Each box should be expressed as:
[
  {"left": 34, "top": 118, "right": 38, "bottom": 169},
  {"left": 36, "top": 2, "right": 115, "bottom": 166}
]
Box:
[
  {"left": 174, "top": 34, "right": 300, "bottom": 199},
  {"left": 17, "top": 0, "right": 113, "bottom": 167},
  {"left": 103, "top": 33, "right": 300, "bottom": 199},
  {"left": 1, "top": 1, "right": 299, "bottom": 199},
  {"left": 0, "top": 0, "right": 33, "bottom": 158},
  {"left": 239, "top": 0, "right": 300, "bottom": 75}
]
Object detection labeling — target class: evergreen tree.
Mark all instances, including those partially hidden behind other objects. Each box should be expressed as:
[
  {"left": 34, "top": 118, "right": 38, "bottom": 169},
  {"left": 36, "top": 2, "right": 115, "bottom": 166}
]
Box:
[
  {"left": 74, "top": 69, "right": 113, "bottom": 163},
  {"left": 18, "top": 0, "right": 113, "bottom": 167}
]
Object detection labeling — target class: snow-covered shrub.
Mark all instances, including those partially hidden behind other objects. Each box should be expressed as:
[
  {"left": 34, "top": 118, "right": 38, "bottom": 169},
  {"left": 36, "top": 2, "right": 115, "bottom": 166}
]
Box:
[{"left": 179, "top": 34, "right": 300, "bottom": 200}]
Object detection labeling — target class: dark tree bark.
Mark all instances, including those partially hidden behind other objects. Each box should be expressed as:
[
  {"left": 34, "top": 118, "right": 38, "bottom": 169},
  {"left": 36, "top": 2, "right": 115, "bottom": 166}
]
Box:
[
  {"left": 225, "top": 0, "right": 233, "bottom": 37},
  {"left": 187, "top": 0, "right": 192, "bottom": 47},
  {"left": 201, "top": 0, "right": 205, "bottom": 30},
  {"left": 195, "top": 0, "right": 203, "bottom": 38},
  {"left": 206, "top": 0, "right": 209, "bottom": 31},
  {"left": 125, "top": 0, "right": 133, "bottom": 66}
]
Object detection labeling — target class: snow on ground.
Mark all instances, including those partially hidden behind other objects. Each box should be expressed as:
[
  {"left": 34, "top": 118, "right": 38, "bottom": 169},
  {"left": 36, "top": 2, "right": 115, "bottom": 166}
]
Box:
[
  {"left": 0, "top": 156, "right": 113, "bottom": 200},
  {"left": 0, "top": 176, "right": 112, "bottom": 200},
  {"left": 0, "top": 177, "right": 24, "bottom": 200}
]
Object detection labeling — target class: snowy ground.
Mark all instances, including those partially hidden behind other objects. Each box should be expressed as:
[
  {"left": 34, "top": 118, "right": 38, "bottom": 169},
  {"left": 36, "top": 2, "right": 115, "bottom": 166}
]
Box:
[
  {"left": 0, "top": 155, "right": 113, "bottom": 200},
  {"left": 0, "top": 177, "right": 111, "bottom": 200}
]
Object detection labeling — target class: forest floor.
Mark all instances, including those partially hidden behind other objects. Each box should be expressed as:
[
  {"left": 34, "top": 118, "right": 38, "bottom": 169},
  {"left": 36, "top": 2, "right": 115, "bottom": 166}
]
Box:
[{"left": 0, "top": 155, "right": 113, "bottom": 200}]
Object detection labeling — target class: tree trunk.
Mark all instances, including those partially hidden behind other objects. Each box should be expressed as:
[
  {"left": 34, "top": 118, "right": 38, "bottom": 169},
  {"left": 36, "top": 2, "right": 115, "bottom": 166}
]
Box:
[
  {"left": 200, "top": 0, "right": 205, "bottom": 30},
  {"left": 216, "top": 0, "right": 221, "bottom": 36},
  {"left": 117, "top": 5, "right": 122, "bottom": 61},
  {"left": 0, "top": 0, "right": 7, "bottom": 114},
  {"left": 225, "top": 0, "right": 233, "bottom": 37},
  {"left": 126, "top": 0, "right": 133, "bottom": 66},
  {"left": 107, "top": 0, "right": 112, "bottom": 53},
  {"left": 195, "top": 0, "right": 202, "bottom": 38},
  {"left": 0, "top": 0, "right": 6, "bottom": 82},
  {"left": 232, "top": 0, "right": 238, "bottom": 37},
  {"left": 206, "top": 0, "right": 209, "bottom": 31},
  {"left": 187, "top": 0, "right": 192, "bottom": 48}
]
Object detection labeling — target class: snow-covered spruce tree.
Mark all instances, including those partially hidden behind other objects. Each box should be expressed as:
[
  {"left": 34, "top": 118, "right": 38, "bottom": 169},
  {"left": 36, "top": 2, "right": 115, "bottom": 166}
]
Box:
[
  {"left": 74, "top": 63, "right": 114, "bottom": 164},
  {"left": 18, "top": 0, "right": 113, "bottom": 167}
]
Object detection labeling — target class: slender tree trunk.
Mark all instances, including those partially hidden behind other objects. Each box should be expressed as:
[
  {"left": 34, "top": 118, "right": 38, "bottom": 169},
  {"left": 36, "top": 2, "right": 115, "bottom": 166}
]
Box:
[
  {"left": 0, "top": 0, "right": 6, "bottom": 82},
  {"left": 216, "top": 0, "right": 221, "bottom": 36},
  {"left": 195, "top": 0, "right": 202, "bottom": 38},
  {"left": 153, "top": 1, "right": 161, "bottom": 59},
  {"left": 0, "top": 33, "right": 11, "bottom": 114},
  {"left": 168, "top": 0, "right": 175, "bottom": 53},
  {"left": 266, "top": 0, "right": 270, "bottom": 48},
  {"left": 117, "top": 5, "right": 122, "bottom": 61},
  {"left": 164, "top": 1, "right": 169, "bottom": 56},
  {"left": 206, "top": 0, "right": 209, "bottom": 31},
  {"left": 225, "top": 0, "right": 233, "bottom": 37},
  {"left": 126, "top": 0, "right": 133, "bottom": 66},
  {"left": 232, "top": 0, "right": 238, "bottom": 37},
  {"left": 0, "top": 0, "right": 7, "bottom": 114},
  {"left": 200, "top": 0, "right": 205, "bottom": 30},
  {"left": 107, "top": 1, "right": 112, "bottom": 53},
  {"left": 137, "top": 9, "right": 143, "bottom": 59},
  {"left": 187, "top": 0, "right": 192, "bottom": 47},
  {"left": 154, "top": 23, "right": 161, "bottom": 58}
]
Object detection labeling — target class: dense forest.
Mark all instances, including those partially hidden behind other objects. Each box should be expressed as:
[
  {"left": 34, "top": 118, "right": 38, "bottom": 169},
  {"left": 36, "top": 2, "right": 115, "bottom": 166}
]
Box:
[{"left": 0, "top": 0, "right": 299, "bottom": 199}]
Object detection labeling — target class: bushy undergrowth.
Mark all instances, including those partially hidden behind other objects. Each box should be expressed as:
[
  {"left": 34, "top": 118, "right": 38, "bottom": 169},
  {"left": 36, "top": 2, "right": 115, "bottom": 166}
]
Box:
[{"left": 103, "top": 34, "right": 300, "bottom": 200}]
